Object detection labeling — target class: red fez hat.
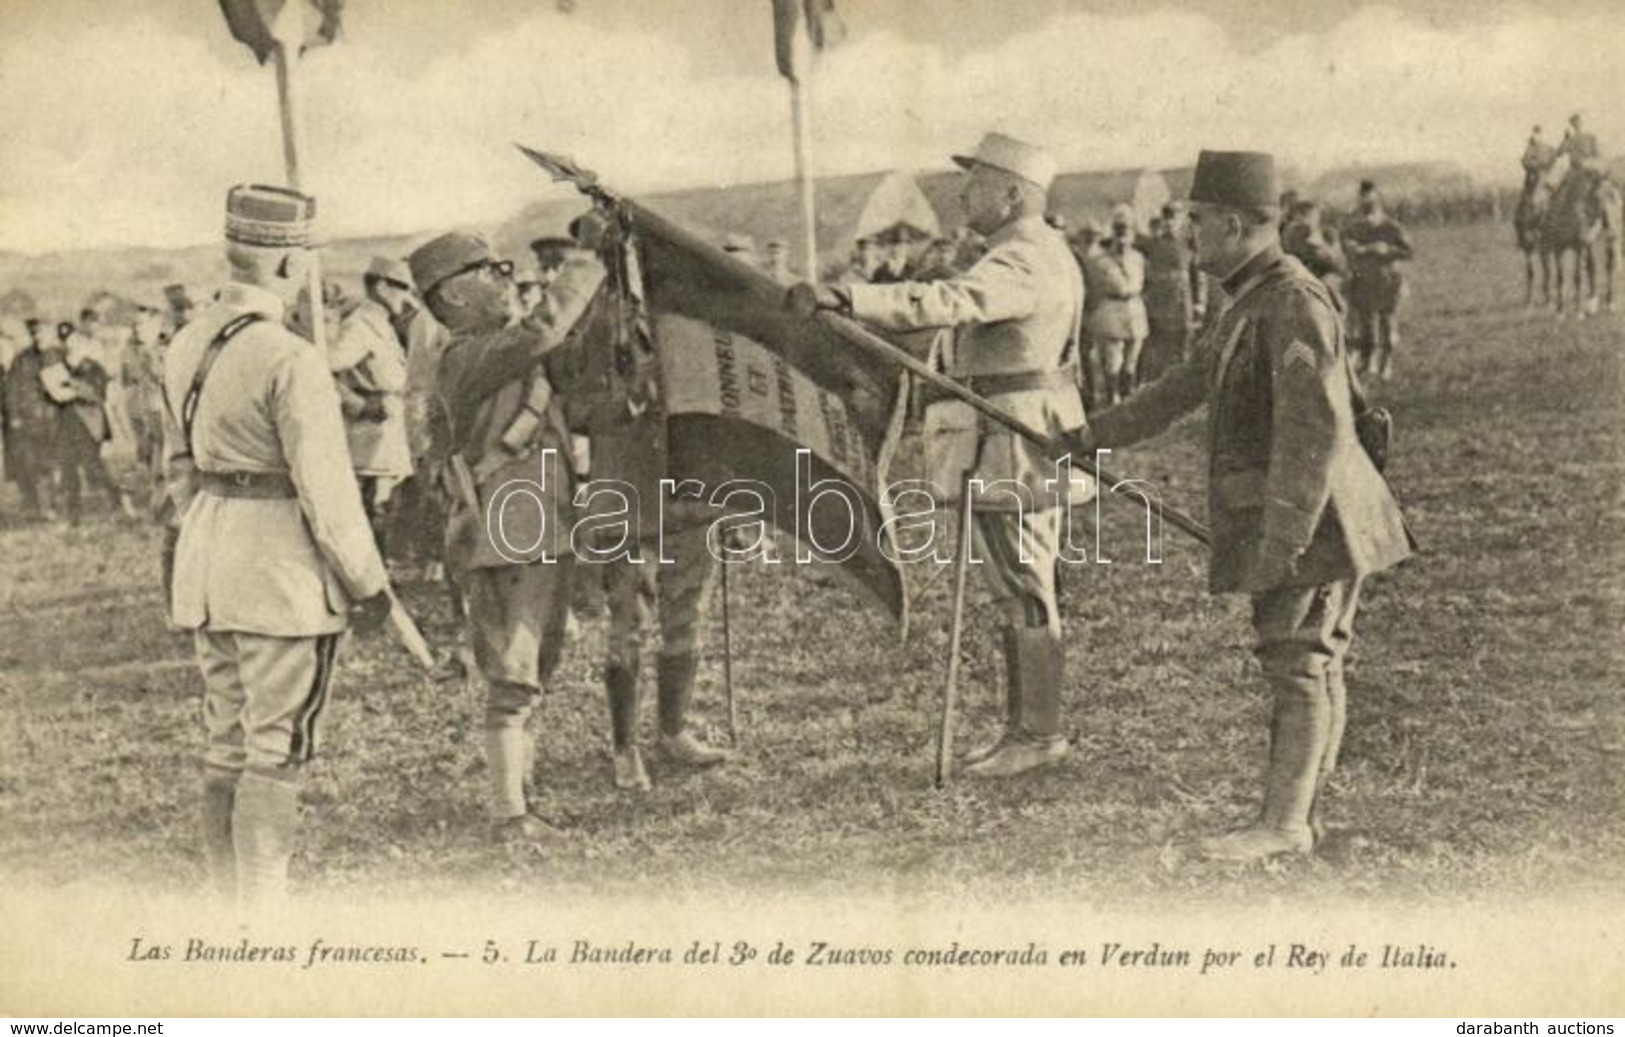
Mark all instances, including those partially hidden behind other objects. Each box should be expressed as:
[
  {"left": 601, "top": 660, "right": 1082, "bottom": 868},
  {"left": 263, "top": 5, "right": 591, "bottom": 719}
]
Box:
[
  {"left": 225, "top": 184, "right": 317, "bottom": 248},
  {"left": 1189, "top": 150, "right": 1279, "bottom": 209}
]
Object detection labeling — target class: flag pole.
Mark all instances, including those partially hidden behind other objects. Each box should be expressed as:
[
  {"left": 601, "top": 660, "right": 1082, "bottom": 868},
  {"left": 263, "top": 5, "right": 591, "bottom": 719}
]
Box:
[
  {"left": 789, "top": 73, "right": 819, "bottom": 285},
  {"left": 270, "top": 37, "right": 326, "bottom": 352}
]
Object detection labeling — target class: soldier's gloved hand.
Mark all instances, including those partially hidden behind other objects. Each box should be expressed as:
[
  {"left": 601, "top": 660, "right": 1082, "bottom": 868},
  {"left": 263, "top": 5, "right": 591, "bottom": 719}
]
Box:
[
  {"left": 570, "top": 210, "right": 612, "bottom": 252},
  {"left": 349, "top": 590, "right": 392, "bottom": 637},
  {"left": 785, "top": 282, "right": 848, "bottom": 319},
  {"left": 1060, "top": 427, "right": 1096, "bottom": 459}
]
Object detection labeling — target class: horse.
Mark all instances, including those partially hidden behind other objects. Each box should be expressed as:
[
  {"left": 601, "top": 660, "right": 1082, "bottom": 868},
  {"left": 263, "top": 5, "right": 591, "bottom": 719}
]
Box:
[
  {"left": 1514, "top": 178, "right": 1553, "bottom": 309},
  {"left": 1543, "top": 167, "right": 1610, "bottom": 319}
]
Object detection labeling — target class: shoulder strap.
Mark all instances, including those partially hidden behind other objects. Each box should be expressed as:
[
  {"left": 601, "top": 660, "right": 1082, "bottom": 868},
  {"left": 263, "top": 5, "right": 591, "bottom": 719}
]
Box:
[{"left": 167, "top": 313, "right": 265, "bottom": 455}]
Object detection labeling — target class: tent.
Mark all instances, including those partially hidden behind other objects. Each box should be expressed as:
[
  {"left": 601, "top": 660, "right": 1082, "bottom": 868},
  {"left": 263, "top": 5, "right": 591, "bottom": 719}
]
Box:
[{"left": 920, "top": 166, "right": 1172, "bottom": 233}]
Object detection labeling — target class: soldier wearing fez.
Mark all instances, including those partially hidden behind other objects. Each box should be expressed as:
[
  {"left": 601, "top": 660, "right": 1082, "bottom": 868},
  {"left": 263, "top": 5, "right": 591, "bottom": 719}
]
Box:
[
  {"left": 407, "top": 230, "right": 605, "bottom": 842},
  {"left": 790, "top": 132, "right": 1091, "bottom": 778},
  {"left": 164, "top": 185, "right": 391, "bottom": 914},
  {"left": 1077, "top": 151, "right": 1412, "bottom": 860}
]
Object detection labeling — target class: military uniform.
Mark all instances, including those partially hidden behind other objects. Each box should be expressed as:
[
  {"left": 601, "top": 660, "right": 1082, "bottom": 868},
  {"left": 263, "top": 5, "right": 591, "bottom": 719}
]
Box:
[
  {"left": 165, "top": 184, "right": 389, "bottom": 914},
  {"left": 1140, "top": 227, "right": 1198, "bottom": 385},
  {"left": 330, "top": 295, "right": 414, "bottom": 547},
  {"left": 838, "top": 133, "right": 1091, "bottom": 777},
  {"left": 410, "top": 232, "right": 605, "bottom": 833},
  {"left": 1342, "top": 201, "right": 1413, "bottom": 379},
  {"left": 2, "top": 329, "right": 55, "bottom": 515},
  {"left": 1087, "top": 150, "right": 1413, "bottom": 859},
  {"left": 1083, "top": 226, "right": 1149, "bottom": 404}
]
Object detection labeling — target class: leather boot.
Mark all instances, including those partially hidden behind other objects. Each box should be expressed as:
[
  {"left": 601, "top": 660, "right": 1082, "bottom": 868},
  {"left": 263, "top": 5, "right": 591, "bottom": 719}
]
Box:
[
  {"left": 232, "top": 770, "right": 300, "bottom": 922},
  {"left": 201, "top": 770, "right": 238, "bottom": 907},
  {"left": 604, "top": 662, "right": 650, "bottom": 790},
  {"left": 485, "top": 722, "right": 531, "bottom": 823},
  {"left": 1200, "top": 682, "right": 1326, "bottom": 861},
  {"left": 964, "top": 628, "right": 1023, "bottom": 765},
  {"left": 966, "top": 628, "right": 1069, "bottom": 778},
  {"left": 656, "top": 652, "right": 734, "bottom": 767}
]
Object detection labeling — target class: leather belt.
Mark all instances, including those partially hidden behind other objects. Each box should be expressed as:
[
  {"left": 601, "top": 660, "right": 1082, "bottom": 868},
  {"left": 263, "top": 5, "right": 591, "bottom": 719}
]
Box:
[
  {"left": 199, "top": 470, "right": 297, "bottom": 499},
  {"left": 919, "top": 368, "right": 1078, "bottom": 407}
]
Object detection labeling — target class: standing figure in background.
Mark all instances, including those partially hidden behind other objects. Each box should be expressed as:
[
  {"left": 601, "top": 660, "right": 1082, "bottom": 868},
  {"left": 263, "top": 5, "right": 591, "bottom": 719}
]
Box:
[
  {"left": 52, "top": 322, "right": 133, "bottom": 523},
  {"left": 1342, "top": 180, "right": 1414, "bottom": 380},
  {"left": 330, "top": 257, "right": 417, "bottom": 557},
  {"left": 1140, "top": 203, "right": 1201, "bottom": 386},
  {"left": 2, "top": 319, "right": 57, "bottom": 518},
  {"left": 1084, "top": 204, "right": 1149, "bottom": 406}
]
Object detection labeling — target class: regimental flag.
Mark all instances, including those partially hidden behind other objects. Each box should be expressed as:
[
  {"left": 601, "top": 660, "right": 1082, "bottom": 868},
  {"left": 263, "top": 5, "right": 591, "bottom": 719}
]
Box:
[
  {"left": 218, "top": 0, "right": 344, "bottom": 65},
  {"left": 773, "top": 0, "right": 846, "bottom": 83},
  {"left": 518, "top": 146, "right": 905, "bottom": 619}
]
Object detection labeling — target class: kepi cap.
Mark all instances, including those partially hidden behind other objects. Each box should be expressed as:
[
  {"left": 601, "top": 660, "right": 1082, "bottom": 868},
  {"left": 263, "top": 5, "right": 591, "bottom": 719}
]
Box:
[
  {"left": 1189, "top": 150, "right": 1279, "bottom": 210},
  {"left": 952, "top": 132, "right": 1057, "bottom": 191},
  {"left": 409, "top": 232, "right": 498, "bottom": 298},
  {"left": 225, "top": 184, "right": 317, "bottom": 248}
]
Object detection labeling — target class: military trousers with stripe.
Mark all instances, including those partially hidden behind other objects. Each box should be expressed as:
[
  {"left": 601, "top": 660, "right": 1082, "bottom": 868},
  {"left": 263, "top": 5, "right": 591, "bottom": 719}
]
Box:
[{"left": 196, "top": 630, "right": 342, "bottom": 776}]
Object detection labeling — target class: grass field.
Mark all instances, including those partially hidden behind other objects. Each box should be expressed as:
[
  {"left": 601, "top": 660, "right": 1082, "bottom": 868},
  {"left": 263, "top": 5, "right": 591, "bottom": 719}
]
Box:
[{"left": 1, "top": 221, "right": 1620, "bottom": 908}]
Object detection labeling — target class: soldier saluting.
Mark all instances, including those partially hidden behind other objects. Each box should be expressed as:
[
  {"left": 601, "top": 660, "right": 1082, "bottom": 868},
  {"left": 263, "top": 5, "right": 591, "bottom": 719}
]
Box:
[
  {"left": 407, "top": 231, "right": 605, "bottom": 843},
  {"left": 164, "top": 185, "right": 392, "bottom": 915},
  {"left": 1076, "top": 151, "right": 1413, "bottom": 861}
]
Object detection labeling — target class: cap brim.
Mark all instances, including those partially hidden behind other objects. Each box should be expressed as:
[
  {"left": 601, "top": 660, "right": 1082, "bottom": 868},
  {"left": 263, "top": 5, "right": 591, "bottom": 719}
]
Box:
[{"left": 951, "top": 155, "right": 977, "bottom": 171}]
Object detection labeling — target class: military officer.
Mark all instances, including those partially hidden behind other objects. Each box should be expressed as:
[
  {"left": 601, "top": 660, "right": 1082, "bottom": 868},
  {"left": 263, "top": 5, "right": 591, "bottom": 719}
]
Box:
[
  {"left": 1077, "top": 151, "right": 1413, "bottom": 861},
  {"left": 789, "top": 132, "right": 1091, "bottom": 778},
  {"left": 1084, "top": 204, "right": 1150, "bottom": 405},
  {"left": 164, "top": 185, "right": 392, "bottom": 915},
  {"left": 407, "top": 231, "right": 605, "bottom": 842},
  {"left": 1341, "top": 180, "right": 1413, "bottom": 381},
  {"left": 330, "top": 256, "right": 417, "bottom": 553}
]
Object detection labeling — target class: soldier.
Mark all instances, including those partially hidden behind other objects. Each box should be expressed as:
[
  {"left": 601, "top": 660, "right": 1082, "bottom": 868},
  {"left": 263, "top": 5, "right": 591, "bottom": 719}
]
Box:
[
  {"left": 164, "top": 283, "right": 196, "bottom": 333},
  {"left": 788, "top": 132, "right": 1091, "bottom": 778},
  {"left": 52, "top": 321, "right": 133, "bottom": 523},
  {"left": 1342, "top": 180, "right": 1414, "bottom": 380},
  {"left": 407, "top": 230, "right": 605, "bottom": 842},
  {"left": 1521, "top": 125, "right": 1555, "bottom": 191},
  {"left": 330, "top": 256, "right": 417, "bottom": 555},
  {"left": 1281, "top": 200, "right": 1348, "bottom": 301},
  {"left": 1084, "top": 204, "right": 1150, "bottom": 405},
  {"left": 1075, "top": 151, "right": 1413, "bottom": 861},
  {"left": 2, "top": 319, "right": 56, "bottom": 517},
  {"left": 1140, "top": 203, "right": 1201, "bottom": 385},
  {"left": 164, "top": 185, "right": 392, "bottom": 915}
]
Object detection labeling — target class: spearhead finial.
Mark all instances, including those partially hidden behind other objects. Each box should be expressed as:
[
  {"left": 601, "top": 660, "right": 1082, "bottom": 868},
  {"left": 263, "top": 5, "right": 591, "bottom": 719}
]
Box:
[{"left": 515, "top": 144, "right": 603, "bottom": 195}]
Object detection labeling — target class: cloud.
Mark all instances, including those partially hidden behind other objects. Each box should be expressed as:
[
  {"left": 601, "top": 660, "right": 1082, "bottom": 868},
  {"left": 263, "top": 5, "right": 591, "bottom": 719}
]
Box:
[{"left": 1, "top": 4, "right": 1620, "bottom": 253}]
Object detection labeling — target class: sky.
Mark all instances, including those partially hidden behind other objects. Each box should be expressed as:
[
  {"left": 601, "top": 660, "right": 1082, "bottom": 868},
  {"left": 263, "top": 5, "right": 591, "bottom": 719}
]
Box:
[{"left": 1, "top": 0, "right": 1621, "bottom": 253}]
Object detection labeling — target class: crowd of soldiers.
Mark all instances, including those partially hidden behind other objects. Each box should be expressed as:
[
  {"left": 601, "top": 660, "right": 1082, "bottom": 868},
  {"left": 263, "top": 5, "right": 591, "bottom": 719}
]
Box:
[{"left": 0, "top": 129, "right": 1422, "bottom": 918}]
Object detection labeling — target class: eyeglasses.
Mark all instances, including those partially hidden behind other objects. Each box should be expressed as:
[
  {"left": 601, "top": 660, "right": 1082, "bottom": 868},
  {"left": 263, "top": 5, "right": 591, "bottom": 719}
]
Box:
[{"left": 436, "top": 258, "right": 515, "bottom": 293}]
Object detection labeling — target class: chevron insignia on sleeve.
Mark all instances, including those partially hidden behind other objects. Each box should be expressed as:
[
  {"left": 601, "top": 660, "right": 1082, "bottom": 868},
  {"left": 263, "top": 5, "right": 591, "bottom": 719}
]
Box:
[{"left": 1283, "top": 339, "right": 1316, "bottom": 373}]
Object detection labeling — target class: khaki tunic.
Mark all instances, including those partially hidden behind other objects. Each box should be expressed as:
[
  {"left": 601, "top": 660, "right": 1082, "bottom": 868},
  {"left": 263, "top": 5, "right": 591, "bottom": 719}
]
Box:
[{"left": 164, "top": 282, "right": 388, "bottom": 636}]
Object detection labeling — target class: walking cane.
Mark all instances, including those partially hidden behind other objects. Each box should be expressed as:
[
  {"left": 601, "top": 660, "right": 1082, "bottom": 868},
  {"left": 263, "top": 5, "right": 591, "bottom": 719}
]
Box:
[
  {"left": 934, "top": 472, "right": 976, "bottom": 788},
  {"left": 720, "top": 555, "right": 739, "bottom": 746}
]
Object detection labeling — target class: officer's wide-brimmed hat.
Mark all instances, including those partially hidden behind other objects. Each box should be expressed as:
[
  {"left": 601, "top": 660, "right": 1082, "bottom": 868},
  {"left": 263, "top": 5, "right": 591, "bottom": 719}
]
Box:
[
  {"left": 1188, "top": 150, "right": 1279, "bottom": 209},
  {"left": 409, "top": 232, "right": 499, "bottom": 298},
  {"left": 952, "top": 132, "right": 1057, "bottom": 191},
  {"left": 225, "top": 184, "right": 317, "bottom": 249},
  {"left": 365, "top": 256, "right": 414, "bottom": 290}
]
